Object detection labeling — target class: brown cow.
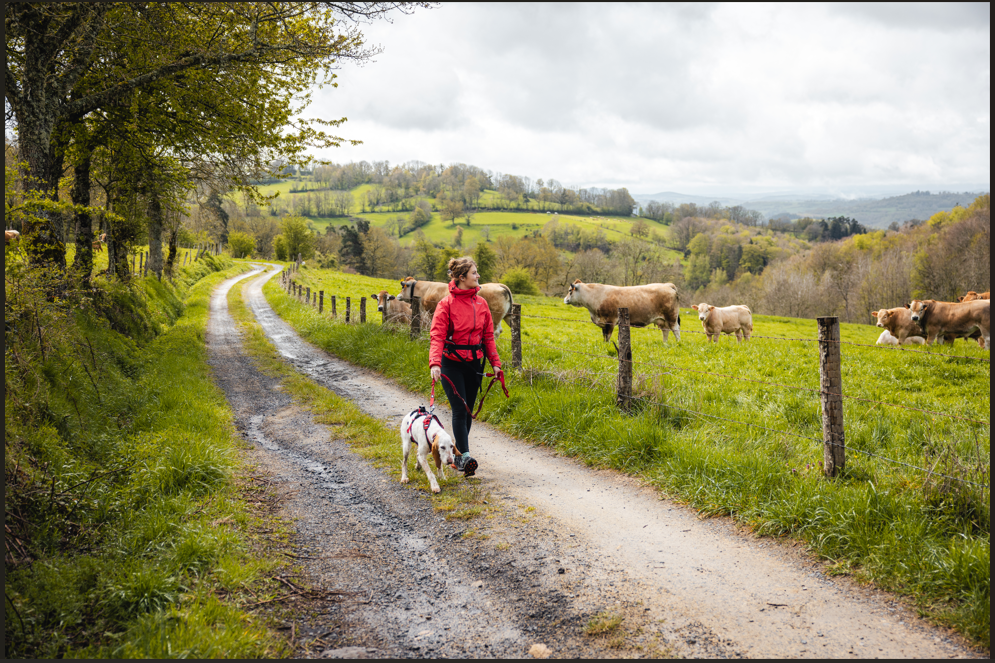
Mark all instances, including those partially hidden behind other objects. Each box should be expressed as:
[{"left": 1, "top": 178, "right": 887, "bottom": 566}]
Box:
[
  {"left": 5, "top": 229, "right": 20, "bottom": 245},
  {"left": 958, "top": 291, "right": 990, "bottom": 302},
  {"left": 870, "top": 307, "right": 926, "bottom": 345},
  {"left": 564, "top": 279, "right": 680, "bottom": 342},
  {"left": 371, "top": 290, "right": 412, "bottom": 324},
  {"left": 907, "top": 299, "right": 990, "bottom": 350},
  {"left": 397, "top": 277, "right": 515, "bottom": 337},
  {"left": 691, "top": 303, "right": 752, "bottom": 342}
]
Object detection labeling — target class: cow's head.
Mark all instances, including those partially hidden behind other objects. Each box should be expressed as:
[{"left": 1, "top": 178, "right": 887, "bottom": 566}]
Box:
[
  {"left": 564, "top": 279, "right": 584, "bottom": 305},
  {"left": 906, "top": 300, "right": 930, "bottom": 324},
  {"left": 870, "top": 308, "right": 889, "bottom": 328},
  {"left": 691, "top": 303, "right": 713, "bottom": 322},
  {"left": 398, "top": 277, "right": 416, "bottom": 302},
  {"left": 959, "top": 291, "right": 980, "bottom": 303},
  {"left": 372, "top": 290, "right": 394, "bottom": 312}
]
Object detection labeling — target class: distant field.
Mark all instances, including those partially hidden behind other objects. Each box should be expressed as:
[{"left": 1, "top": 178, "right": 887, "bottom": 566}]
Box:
[
  {"left": 246, "top": 179, "right": 677, "bottom": 258},
  {"left": 271, "top": 264, "right": 990, "bottom": 645}
]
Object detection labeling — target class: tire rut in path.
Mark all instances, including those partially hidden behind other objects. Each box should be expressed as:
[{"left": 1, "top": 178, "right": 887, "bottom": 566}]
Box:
[
  {"left": 224, "top": 265, "right": 981, "bottom": 659},
  {"left": 209, "top": 266, "right": 643, "bottom": 659}
]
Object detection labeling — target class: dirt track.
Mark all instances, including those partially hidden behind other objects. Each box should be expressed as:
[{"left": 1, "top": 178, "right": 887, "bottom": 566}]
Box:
[{"left": 208, "top": 264, "right": 982, "bottom": 659}]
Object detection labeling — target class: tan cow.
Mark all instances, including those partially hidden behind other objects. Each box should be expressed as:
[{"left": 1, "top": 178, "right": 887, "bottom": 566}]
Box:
[
  {"left": 371, "top": 290, "right": 412, "bottom": 324},
  {"left": 563, "top": 280, "right": 680, "bottom": 342},
  {"left": 397, "top": 277, "right": 515, "bottom": 337},
  {"left": 691, "top": 303, "right": 752, "bottom": 343},
  {"left": 870, "top": 307, "right": 926, "bottom": 345},
  {"left": 907, "top": 299, "right": 990, "bottom": 349},
  {"left": 5, "top": 230, "right": 20, "bottom": 245},
  {"left": 958, "top": 291, "right": 990, "bottom": 302}
]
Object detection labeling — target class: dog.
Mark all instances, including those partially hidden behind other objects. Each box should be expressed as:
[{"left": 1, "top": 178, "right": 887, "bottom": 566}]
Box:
[{"left": 400, "top": 407, "right": 459, "bottom": 494}]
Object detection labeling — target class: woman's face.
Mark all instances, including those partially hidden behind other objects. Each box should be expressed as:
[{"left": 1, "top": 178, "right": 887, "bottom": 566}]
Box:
[{"left": 459, "top": 265, "right": 480, "bottom": 288}]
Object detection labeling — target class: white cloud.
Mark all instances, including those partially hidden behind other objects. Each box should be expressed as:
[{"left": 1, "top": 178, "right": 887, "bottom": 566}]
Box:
[{"left": 303, "top": 3, "right": 990, "bottom": 194}]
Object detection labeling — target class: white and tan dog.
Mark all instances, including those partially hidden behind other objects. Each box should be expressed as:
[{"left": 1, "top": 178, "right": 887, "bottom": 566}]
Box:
[{"left": 400, "top": 408, "right": 459, "bottom": 494}]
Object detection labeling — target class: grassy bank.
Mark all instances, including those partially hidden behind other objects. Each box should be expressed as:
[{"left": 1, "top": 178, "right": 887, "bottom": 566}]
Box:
[
  {"left": 268, "top": 265, "right": 990, "bottom": 647},
  {"left": 4, "top": 257, "right": 293, "bottom": 658}
]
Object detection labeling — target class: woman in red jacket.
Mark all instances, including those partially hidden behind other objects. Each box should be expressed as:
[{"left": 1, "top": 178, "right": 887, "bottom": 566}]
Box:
[{"left": 429, "top": 256, "right": 503, "bottom": 477}]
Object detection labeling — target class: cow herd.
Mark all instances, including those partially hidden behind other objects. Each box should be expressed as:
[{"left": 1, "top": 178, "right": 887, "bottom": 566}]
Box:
[{"left": 370, "top": 277, "right": 989, "bottom": 352}]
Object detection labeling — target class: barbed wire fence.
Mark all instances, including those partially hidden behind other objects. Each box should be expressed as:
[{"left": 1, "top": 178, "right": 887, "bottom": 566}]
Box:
[{"left": 279, "top": 274, "right": 989, "bottom": 491}]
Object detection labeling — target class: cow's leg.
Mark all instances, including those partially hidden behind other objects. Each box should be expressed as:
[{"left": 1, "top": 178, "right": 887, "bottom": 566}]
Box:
[
  {"left": 735, "top": 330, "right": 743, "bottom": 343},
  {"left": 602, "top": 324, "right": 614, "bottom": 342}
]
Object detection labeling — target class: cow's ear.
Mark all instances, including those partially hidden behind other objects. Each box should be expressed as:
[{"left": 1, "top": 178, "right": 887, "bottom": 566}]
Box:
[
  {"left": 691, "top": 305, "right": 698, "bottom": 310},
  {"left": 388, "top": 295, "right": 395, "bottom": 301},
  {"left": 871, "top": 310, "right": 879, "bottom": 317},
  {"left": 573, "top": 279, "right": 583, "bottom": 284},
  {"left": 904, "top": 303, "right": 911, "bottom": 309}
]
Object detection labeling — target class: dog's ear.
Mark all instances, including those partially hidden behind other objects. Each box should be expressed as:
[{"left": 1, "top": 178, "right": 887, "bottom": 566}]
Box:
[{"left": 431, "top": 435, "right": 439, "bottom": 452}]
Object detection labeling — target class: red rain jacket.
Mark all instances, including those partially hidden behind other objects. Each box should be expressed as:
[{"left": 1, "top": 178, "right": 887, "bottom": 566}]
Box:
[{"left": 429, "top": 281, "right": 501, "bottom": 368}]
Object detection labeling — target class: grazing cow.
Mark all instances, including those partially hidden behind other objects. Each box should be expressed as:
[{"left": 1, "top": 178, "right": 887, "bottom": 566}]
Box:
[
  {"left": 691, "top": 303, "right": 752, "bottom": 343},
  {"left": 907, "top": 299, "right": 990, "bottom": 350},
  {"left": 958, "top": 291, "right": 990, "bottom": 302},
  {"left": 5, "top": 230, "right": 20, "bottom": 245},
  {"left": 563, "top": 279, "right": 680, "bottom": 342},
  {"left": 956, "top": 292, "right": 990, "bottom": 346},
  {"left": 372, "top": 290, "right": 412, "bottom": 324},
  {"left": 397, "top": 277, "right": 515, "bottom": 337},
  {"left": 870, "top": 308, "right": 927, "bottom": 345}
]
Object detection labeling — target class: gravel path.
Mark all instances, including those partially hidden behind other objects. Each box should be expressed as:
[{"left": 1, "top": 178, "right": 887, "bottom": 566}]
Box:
[{"left": 209, "top": 265, "right": 982, "bottom": 659}]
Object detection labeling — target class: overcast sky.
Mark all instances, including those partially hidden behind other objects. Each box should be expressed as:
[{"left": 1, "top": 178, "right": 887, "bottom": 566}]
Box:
[{"left": 304, "top": 3, "right": 990, "bottom": 197}]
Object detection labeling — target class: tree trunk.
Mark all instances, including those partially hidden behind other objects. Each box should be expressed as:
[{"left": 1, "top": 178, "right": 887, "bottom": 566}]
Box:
[
  {"left": 148, "top": 195, "right": 164, "bottom": 278},
  {"left": 165, "top": 228, "right": 178, "bottom": 278},
  {"left": 70, "top": 152, "right": 93, "bottom": 283}
]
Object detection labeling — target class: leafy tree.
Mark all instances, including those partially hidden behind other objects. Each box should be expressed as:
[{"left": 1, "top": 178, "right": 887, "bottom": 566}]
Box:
[
  {"left": 440, "top": 199, "right": 464, "bottom": 227},
  {"left": 273, "top": 235, "right": 289, "bottom": 261},
  {"left": 411, "top": 231, "right": 439, "bottom": 280},
  {"left": 453, "top": 226, "right": 463, "bottom": 248},
  {"left": 228, "top": 231, "right": 256, "bottom": 259},
  {"left": 280, "top": 215, "right": 316, "bottom": 261},
  {"left": 360, "top": 226, "right": 399, "bottom": 278},
  {"left": 473, "top": 242, "right": 498, "bottom": 283},
  {"left": 6, "top": 2, "right": 417, "bottom": 271},
  {"left": 630, "top": 219, "right": 650, "bottom": 238}
]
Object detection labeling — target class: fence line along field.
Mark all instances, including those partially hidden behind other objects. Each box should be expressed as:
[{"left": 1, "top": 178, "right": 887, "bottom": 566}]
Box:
[{"left": 265, "top": 261, "right": 990, "bottom": 647}]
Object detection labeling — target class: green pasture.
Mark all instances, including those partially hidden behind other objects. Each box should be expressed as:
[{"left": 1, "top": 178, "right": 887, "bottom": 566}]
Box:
[
  {"left": 272, "top": 265, "right": 990, "bottom": 646},
  {"left": 64, "top": 243, "right": 202, "bottom": 273}
]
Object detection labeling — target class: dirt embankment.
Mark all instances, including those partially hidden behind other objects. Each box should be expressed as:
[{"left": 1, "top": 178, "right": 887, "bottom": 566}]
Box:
[{"left": 207, "top": 265, "right": 983, "bottom": 659}]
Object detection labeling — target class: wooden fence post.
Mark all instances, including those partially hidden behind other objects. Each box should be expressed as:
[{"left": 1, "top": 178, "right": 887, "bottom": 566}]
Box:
[
  {"left": 306, "top": 287, "right": 311, "bottom": 306},
  {"left": 331, "top": 295, "right": 337, "bottom": 318},
  {"left": 319, "top": 291, "right": 324, "bottom": 314},
  {"left": 360, "top": 297, "right": 366, "bottom": 323},
  {"left": 818, "top": 316, "right": 846, "bottom": 478},
  {"left": 410, "top": 296, "right": 421, "bottom": 340},
  {"left": 345, "top": 297, "right": 351, "bottom": 323},
  {"left": 616, "top": 307, "right": 633, "bottom": 412},
  {"left": 510, "top": 304, "right": 522, "bottom": 369}
]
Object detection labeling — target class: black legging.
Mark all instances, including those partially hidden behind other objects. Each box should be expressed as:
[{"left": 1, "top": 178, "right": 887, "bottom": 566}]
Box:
[{"left": 440, "top": 356, "right": 483, "bottom": 455}]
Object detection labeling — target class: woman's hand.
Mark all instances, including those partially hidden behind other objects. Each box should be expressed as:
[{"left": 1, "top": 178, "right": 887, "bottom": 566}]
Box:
[{"left": 430, "top": 365, "right": 441, "bottom": 382}]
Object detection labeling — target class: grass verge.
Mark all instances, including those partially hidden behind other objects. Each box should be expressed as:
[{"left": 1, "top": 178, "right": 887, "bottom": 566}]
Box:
[
  {"left": 262, "top": 265, "right": 990, "bottom": 648},
  {"left": 5, "top": 258, "right": 297, "bottom": 658}
]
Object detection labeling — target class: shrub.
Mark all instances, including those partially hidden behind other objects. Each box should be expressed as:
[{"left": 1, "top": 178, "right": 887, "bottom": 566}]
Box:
[
  {"left": 500, "top": 267, "right": 540, "bottom": 295},
  {"left": 227, "top": 231, "right": 256, "bottom": 259}
]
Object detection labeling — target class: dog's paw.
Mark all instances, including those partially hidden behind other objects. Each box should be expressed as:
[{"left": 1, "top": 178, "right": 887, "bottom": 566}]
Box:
[
  {"left": 401, "top": 478, "right": 409, "bottom": 484},
  {"left": 432, "top": 486, "right": 441, "bottom": 494}
]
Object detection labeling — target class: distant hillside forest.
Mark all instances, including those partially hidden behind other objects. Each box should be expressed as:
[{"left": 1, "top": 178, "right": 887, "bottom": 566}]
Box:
[{"left": 753, "top": 190, "right": 986, "bottom": 229}]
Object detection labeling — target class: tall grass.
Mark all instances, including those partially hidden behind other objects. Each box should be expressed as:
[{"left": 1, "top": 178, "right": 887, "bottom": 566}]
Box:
[
  {"left": 270, "top": 265, "right": 990, "bottom": 646},
  {"left": 5, "top": 257, "right": 287, "bottom": 658}
]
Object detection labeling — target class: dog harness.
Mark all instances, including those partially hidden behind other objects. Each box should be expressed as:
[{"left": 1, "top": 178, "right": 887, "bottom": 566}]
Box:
[{"left": 406, "top": 406, "right": 444, "bottom": 437}]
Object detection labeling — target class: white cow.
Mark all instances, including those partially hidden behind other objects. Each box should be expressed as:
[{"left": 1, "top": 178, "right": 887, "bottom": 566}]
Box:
[{"left": 691, "top": 303, "right": 753, "bottom": 343}]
